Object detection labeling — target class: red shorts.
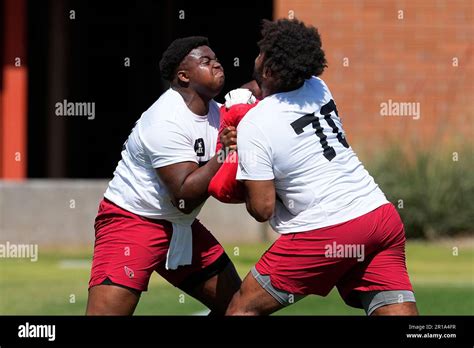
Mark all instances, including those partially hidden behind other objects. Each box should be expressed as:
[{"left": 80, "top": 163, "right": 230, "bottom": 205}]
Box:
[
  {"left": 255, "top": 203, "right": 414, "bottom": 308},
  {"left": 89, "top": 198, "right": 226, "bottom": 292}
]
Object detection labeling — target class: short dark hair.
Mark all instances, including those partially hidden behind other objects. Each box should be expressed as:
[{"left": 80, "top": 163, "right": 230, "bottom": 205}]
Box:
[
  {"left": 159, "top": 36, "right": 209, "bottom": 81},
  {"left": 258, "top": 19, "right": 327, "bottom": 91}
]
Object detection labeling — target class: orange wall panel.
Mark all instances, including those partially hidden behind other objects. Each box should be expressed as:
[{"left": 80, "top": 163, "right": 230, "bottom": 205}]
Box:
[
  {"left": 1, "top": 0, "right": 27, "bottom": 179},
  {"left": 1, "top": 66, "right": 27, "bottom": 179}
]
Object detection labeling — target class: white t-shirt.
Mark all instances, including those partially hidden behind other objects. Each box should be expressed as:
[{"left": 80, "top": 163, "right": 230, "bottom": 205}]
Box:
[
  {"left": 104, "top": 88, "right": 220, "bottom": 220},
  {"left": 236, "top": 77, "right": 388, "bottom": 233}
]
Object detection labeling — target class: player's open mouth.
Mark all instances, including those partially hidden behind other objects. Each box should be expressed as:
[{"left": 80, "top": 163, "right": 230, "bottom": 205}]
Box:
[{"left": 215, "top": 71, "right": 224, "bottom": 78}]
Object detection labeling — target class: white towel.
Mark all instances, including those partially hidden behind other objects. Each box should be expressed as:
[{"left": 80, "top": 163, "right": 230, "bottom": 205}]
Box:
[
  {"left": 224, "top": 88, "right": 257, "bottom": 109},
  {"left": 165, "top": 220, "right": 194, "bottom": 270}
]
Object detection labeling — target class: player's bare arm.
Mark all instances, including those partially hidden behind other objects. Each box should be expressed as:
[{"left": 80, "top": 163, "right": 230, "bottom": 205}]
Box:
[
  {"left": 157, "top": 126, "right": 237, "bottom": 214},
  {"left": 241, "top": 179, "right": 275, "bottom": 222}
]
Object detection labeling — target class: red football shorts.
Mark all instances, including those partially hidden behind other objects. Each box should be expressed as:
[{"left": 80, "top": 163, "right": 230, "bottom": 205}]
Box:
[
  {"left": 89, "top": 198, "right": 226, "bottom": 292},
  {"left": 255, "top": 203, "right": 414, "bottom": 308}
]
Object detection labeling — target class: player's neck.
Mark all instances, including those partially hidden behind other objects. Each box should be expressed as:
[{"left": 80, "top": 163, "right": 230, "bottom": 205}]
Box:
[
  {"left": 173, "top": 87, "right": 210, "bottom": 116},
  {"left": 260, "top": 81, "right": 281, "bottom": 98},
  {"left": 261, "top": 85, "right": 276, "bottom": 98}
]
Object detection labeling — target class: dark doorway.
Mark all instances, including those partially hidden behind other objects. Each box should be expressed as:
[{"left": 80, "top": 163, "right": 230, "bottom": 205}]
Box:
[{"left": 27, "top": 0, "right": 273, "bottom": 178}]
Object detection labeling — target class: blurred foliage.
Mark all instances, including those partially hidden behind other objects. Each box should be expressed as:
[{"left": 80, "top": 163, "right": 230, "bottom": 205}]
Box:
[{"left": 368, "top": 146, "right": 474, "bottom": 239}]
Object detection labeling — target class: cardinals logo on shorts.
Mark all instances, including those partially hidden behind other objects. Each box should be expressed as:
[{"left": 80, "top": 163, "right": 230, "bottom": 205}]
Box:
[{"left": 124, "top": 266, "right": 134, "bottom": 278}]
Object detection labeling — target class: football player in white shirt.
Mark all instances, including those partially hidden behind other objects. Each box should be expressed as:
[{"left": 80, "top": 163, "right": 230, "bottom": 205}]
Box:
[
  {"left": 86, "top": 37, "right": 241, "bottom": 315},
  {"left": 225, "top": 19, "right": 418, "bottom": 316}
]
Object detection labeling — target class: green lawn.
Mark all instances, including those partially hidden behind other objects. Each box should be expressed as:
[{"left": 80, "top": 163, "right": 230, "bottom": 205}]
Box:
[{"left": 0, "top": 241, "right": 472, "bottom": 315}]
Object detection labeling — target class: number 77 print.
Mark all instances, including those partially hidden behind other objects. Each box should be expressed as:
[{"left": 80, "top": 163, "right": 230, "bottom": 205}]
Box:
[{"left": 290, "top": 99, "right": 349, "bottom": 161}]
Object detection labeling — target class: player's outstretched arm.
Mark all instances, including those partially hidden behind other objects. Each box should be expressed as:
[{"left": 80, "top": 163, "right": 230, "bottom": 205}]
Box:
[
  {"left": 156, "top": 126, "right": 237, "bottom": 214},
  {"left": 241, "top": 179, "right": 275, "bottom": 222}
]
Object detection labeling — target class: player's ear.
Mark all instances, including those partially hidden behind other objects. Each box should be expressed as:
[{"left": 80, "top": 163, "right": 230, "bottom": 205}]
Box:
[
  {"left": 262, "top": 65, "right": 272, "bottom": 79},
  {"left": 177, "top": 69, "right": 190, "bottom": 84}
]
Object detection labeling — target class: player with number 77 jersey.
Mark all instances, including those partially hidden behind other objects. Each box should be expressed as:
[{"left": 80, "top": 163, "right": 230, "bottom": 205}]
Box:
[{"left": 221, "top": 18, "right": 418, "bottom": 317}]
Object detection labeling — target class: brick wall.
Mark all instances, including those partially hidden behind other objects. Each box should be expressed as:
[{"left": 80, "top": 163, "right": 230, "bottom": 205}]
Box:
[{"left": 274, "top": 0, "right": 473, "bottom": 157}]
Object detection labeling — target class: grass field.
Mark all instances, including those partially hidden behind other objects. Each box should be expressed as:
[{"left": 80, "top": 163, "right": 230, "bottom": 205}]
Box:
[{"left": 0, "top": 241, "right": 473, "bottom": 315}]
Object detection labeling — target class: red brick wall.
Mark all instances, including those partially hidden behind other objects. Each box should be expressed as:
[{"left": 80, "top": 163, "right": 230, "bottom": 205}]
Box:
[{"left": 274, "top": 0, "right": 473, "bottom": 156}]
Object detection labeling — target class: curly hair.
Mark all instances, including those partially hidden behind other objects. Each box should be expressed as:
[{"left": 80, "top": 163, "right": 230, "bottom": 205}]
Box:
[
  {"left": 257, "top": 18, "right": 327, "bottom": 91},
  {"left": 159, "top": 36, "right": 209, "bottom": 81}
]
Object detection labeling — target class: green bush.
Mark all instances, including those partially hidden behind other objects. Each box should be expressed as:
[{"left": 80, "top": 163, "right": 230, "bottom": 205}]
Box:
[{"left": 367, "top": 147, "right": 474, "bottom": 239}]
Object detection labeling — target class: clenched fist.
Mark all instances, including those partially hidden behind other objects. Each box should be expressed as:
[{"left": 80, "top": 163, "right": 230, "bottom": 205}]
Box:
[{"left": 220, "top": 126, "right": 237, "bottom": 152}]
